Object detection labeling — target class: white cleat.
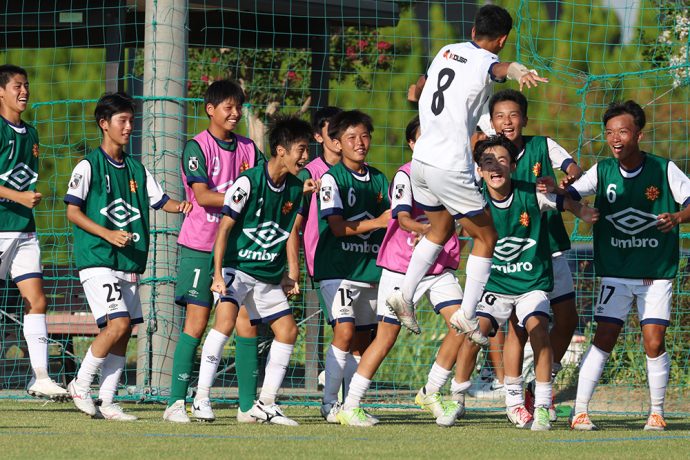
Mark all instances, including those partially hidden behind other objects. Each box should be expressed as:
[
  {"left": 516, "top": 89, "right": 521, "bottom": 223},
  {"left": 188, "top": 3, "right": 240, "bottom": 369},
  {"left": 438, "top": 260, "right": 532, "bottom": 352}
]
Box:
[
  {"left": 95, "top": 403, "right": 138, "bottom": 421},
  {"left": 569, "top": 410, "right": 598, "bottom": 431},
  {"left": 336, "top": 406, "right": 375, "bottom": 427},
  {"left": 362, "top": 408, "right": 379, "bottom": 425},
  {"left": 27, "top": 377, "right": 70, "bottom": 401},
  {"left": 320, "top": 401, "right": 342, "bottom": 423},
  {"left": 237, "top": 407, "right": 258, "bottom": 423},
  {"left": 506, "top": 404, "right": 534, "bottom": 429},
  {"left": 163, "top": 400, "right": 190, "bottom": 423},
  {"left": 531, "top": 407, "right": 551, "bottom": 431},
  {"left": 386, "top": 289, "right": 421, "bottom": 334},
  {"left": 643, "top": 413, "right": 666, "bottom": 431},
  {"left": 67, "top": 379, "right": 96, "bottom": 416},
  {"left": 449, "top": 310, "right": 489, "bottom": 347},
  {"left": 436, "top": 400, "right": 466, "bottom": 427},
  {"left": 249, "top": 400, "right": 299, "bottom": 426},
  {"left": 192, "top": 398, "right": 216, "bottom": 422},
  {"left": 415, "top": 386, "right": 445, "bottom": 418}
]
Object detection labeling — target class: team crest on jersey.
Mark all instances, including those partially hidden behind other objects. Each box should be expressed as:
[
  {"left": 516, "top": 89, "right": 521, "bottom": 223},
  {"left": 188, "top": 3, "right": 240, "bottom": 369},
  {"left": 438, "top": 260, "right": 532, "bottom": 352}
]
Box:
[
  {"left": 282, "top": 201, "right": 294, "bottom": 215},
  {"left": 532, "top": 162, "right": 541, "bottom": 177},
  {"left": 188, "top": 156, "right": 199, "bottom": 171},
  {"left": 394, "top": 184, "right": 405, "bottom": 199},
  {"left": 321, "top": 186, "right": 332, "bottom": 202},
  {"left": 32, "top": 143, "right": 39, "bottom": 158},
  {"left": 0, "top": 163, "right": 38, "bottom": 190},
  {"left": 69, "top": 173, "right": 83, "bottom": 189},
  {"left": 645, "top": 185, "right": 660, "bottom": 201},
  {"left": 519, "top": 212, "right": 530, "bottom": 227},
  {"left": 232, "top": 187, "right": 248, "bottom": 204},
  {"left": 240, "top": 161, "right": 250, "bottom": 172},
  {"left": 129, "top": 179, "right": 138, "bottom": 193}
]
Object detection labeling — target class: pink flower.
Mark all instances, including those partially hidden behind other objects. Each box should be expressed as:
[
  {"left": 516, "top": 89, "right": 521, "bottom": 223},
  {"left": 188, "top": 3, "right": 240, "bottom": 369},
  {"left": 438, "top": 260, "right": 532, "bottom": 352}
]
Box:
[
  {"left": 377, "top": 41, "right": 392, "bottom": 51},
  {"left": 286, "top": 70, "right": 297, "bottom": 80},
  {"left": 211, "top": 57, "right": 219, "bottom": 63},
  {"left": 201, "top": 75, "right": 209, "bottom": 82},
  {"left": 378, "top": 54, "right": 388, "bottom": 65},
  {"left": 358, "top": 39, "right": 368, "bottom": 51},
  {"left": 346, "top": 46, "right": 357, "bottom": 60}
]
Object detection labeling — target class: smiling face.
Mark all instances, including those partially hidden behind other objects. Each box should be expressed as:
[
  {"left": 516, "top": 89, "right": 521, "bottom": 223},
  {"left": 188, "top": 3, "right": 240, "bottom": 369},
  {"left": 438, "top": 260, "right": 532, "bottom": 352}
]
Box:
[
  {"left": 334, "top": 123, "right": 371, "bottom": 168},
  {"left": 279, "top": 138, "right": 310, "bottom": 176},
  {"left": 207, "top": 97, "right": 242, "bottom": 136},
  {"left": 490, "top": 100, "right": 527, "bottom": 145},
  {"left": 478, "top": 145, "right": 515, "bottom": 197},
  {"left": 0, "top": 73, "right": 30, "bottom": 120},
  {"left": 100, "top": 111, "right": 134, "bottom": 148},
  {"left": 605, "top": 113, "right": 643, "bottom": 166}
]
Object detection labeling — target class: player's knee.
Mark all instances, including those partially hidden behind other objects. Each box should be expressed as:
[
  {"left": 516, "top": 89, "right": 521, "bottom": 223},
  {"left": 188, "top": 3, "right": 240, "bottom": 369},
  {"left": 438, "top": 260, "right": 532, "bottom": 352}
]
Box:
[
  {"left": 643, "top": 336, "right": 666, "bottom": 357},
  {"left": 23, "top": 292, "right": 48, "bottom": 314},
  {"left": 106, "top": 318, "right": 132, "bottom": 340}
]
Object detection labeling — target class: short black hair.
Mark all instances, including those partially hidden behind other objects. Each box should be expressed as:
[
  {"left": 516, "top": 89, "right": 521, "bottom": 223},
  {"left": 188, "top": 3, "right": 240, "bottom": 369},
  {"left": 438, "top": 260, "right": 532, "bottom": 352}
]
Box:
[
  {"left": 94, "top": 92, "right": 136, "bottom": 132},
  {"left": 602, "top": 100, "right": 646, "bottom": 130},
  {"left": 474, "top": 5, "right": 513, "bottom": 40},
  {"left": 327, "top": 110, "right": 374, "bottom": 140},
  {"left": 0, "top": 64, "right": 28, "bottom": 88},
  {"left": 405, "top": 115, "right": 420, "bottom": 143},
  {"left": 268, "top": 116, "right": 313, "bottom": 157},
  {"left": 473, "top": 135, "right": 519, "bottom": 165},
  {"left": 312, "top": 106, "right": 342, "bottom": 133},
  {"left": 204, "top": 79, "right": 245, "bottom": 114},
  {"left": 489, "top": 89, "right": 528, "bottom": 118}
]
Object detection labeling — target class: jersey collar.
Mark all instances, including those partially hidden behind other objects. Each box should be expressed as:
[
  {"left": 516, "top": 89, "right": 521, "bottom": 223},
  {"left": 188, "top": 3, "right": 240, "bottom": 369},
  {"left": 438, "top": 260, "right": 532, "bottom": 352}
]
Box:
[
  {"left": 207, "top": 130, "right": 237, "bottom": 151},
  {"left": 265, "top": 163, "right": 285, "bottom": 192},
  {"left": 0, "top": 115, "right": 26, "bottom": 134},
  {"left": 99, "top": 147, "right": 126, "bottom": 168}
]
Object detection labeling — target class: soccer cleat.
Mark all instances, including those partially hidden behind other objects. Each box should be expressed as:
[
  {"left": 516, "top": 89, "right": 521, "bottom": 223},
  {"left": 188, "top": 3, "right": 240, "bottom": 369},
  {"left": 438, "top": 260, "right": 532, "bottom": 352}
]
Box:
[
  {"left": 549, "top": 402, "right": 558, "bottom": 422},
  {"left": 363, "top": 408, "right": 380, "bottom": 425},
  {"left": 436, "top": 400, "right": 466, "bottom": 427},
  {"left": 531, "top": 407, "right": 551, "bottom": 431},
  {"left": 163, "top": 400, "right": 190, "bottom": 423},
  {"left": 415, "top": 386, "right": 445, "bottom": 418},
  {"left": 237, "top": 407, "right": 258, "bottom": 424},
  {"left": 192, "top": 398, "right": 216, "bottom": 422},
  {"left": 27, "top": 377, "right": 70, "bottom": 401},
  {"left": 643, "top": 413, "right": 666, "bottom": 431},
  {"left": 95, "top": 403, "right": 138, "bottom": 421},
  {"left": 249, "top": 400, "right": 299, "bottom": 426},
  {"left": 320, "top": 401, "right": 342, "bottom": 424},
  {"left": 449, "top": 310, "right": 489, "bottom": 347},
  {"left": 336, "top": 406, "right": 375, "bottom": 427},
  {"left": 386, "top": 289, "right": 421, "bottom": 335},
  {"left": 67, "top": 379, "right": 97, "bottom": 416},
  {"left": 472, "top": 379, "right": 505, "bottom": 399},
  {"left": 506, "top": 404, "right": 533, "bottom": 429},
  {"left": 569, "top": 411, "right": 598, "bottom": 431}
]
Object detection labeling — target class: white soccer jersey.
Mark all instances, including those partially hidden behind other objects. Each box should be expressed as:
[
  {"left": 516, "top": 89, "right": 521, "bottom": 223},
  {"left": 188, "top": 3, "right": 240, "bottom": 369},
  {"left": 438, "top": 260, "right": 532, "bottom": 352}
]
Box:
[{"left": 414, "top": 42, "right": 500, "bottom": 172}]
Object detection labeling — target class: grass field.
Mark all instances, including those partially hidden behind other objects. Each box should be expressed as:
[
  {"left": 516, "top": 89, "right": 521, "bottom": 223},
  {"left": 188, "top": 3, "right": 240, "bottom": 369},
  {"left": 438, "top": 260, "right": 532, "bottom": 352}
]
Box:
[{"left": 0, "top": 401, "right": 688, "bottom": 459}]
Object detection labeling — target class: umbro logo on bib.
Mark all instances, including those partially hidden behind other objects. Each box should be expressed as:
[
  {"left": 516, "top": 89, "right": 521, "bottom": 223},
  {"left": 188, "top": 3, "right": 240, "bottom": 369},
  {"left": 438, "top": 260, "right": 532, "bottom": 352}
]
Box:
[
  {"left": 493, "top": 237, "right": 536, "bottom": 262},
  {"left": 243, "top": 221, "right": 290, "bottom": 249},
  {"left": 0, "top": 163, "right": 38, "bottom": 190},
  {"left": 100, "top": 198, "right": 142, "bottom": 228},
  {"left": 605, "top": 207, "right": 658, "bottom": 235}
]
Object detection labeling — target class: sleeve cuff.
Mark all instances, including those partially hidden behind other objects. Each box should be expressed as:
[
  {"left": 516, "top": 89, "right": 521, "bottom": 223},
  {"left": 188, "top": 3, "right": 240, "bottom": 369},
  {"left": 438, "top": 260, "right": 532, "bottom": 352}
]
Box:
[
  {"left": 560, "top": 158, "right": 575, "bottom": 173},
  {"left": 221, "top": 205, "right": 241, "bottom": 221},
  {"left": 488, "top": 62, "right": 506, "bottom": 83},
  {"left": 151, "top": 194, "right": 170, "bottom": 210},
  {"left": 683, "top": 197, "right": 690, "bottom": 208},
  {"left": 392, "top": 204, "right": 413, "bottom": 219},
  {"left": 566, "top": 186, "right": 581, "bottom": 201},
  {"left": 320, "top": 208, "right": 343, "bottom": 219},
  {"left": 186, "top": 176, "right": 208, "bottom": 186},
  {"left": 64, "top": 194, "right": 84, "bottom": 207}
]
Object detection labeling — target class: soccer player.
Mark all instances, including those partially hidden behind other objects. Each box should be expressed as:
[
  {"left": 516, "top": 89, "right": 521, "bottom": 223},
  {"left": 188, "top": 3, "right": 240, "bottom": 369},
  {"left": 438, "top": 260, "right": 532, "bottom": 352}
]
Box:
[
  {"left": 566, "top": 101, "right": 690, "bottom": 431},
  {"left": 314, "top": 110, "right": 390, "bottom": 424},
  {"left": 210, "top": 116, "right": 312, "bottom": 426},
  {"left": 65, "top": 92, "right": 192, "bottom": 420},
  {"left": 453, "top": 136, "right": 598, "bottom": 431},
  {"left": 164, "top": 79, "right": 265, "bottom": 423},
  {"left": 489, "top": 89, "right": 583, "bottom": 419},
  {"left": 0, "top": 64, "right": 69, "bottom": 400},
  {"left": 337, "top": 116, "right": 467, "bottom": 427},
  {"left": 387, "top": 5, "right": 548, "bottom": 343}
]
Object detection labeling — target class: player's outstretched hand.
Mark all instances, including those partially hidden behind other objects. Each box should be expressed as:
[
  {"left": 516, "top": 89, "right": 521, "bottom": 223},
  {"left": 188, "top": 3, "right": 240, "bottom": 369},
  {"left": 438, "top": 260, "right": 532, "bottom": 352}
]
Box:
[
  {"left": 579, "top": 203, "right": 600, "bottom": 224},
  {"left": 281, "top": 273, "right": 300, "bottom": 298},
  {"left": 657, "top": 212, "right": 679, "bottom": 233},
  {"left": 106, "top": 229, "right": 133, "bottom": 248},
  {"left": 17, "top": 191, "right": 42, "bottom": 209},
  {"left": 177, "top": 200, "right": 193, "bottom": 214},
  {"left": 536, "top": 176, "right": 556, "bottom": 194},
  {"left": 303, "top": 178, "right": 320, "bottom": 194},
  {"left": 211, "top": 274, "right": 227, "bottom": 296},
  {"left": 507, "top": 62, "right": 548, "bottom": 91}
]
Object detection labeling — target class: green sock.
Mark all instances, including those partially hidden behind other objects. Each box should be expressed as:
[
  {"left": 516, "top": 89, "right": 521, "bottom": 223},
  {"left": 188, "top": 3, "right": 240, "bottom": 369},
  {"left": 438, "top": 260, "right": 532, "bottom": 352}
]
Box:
[
  {"left": 168, "top": 332, "right": 201, "bottom": 407},
  {"left": 235, "top": 335, "right": 259, "bottom": 412}
]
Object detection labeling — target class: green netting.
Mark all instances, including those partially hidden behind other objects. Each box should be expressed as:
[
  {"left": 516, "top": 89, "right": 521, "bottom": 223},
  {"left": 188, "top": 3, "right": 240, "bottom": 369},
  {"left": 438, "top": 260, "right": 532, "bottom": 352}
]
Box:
[{"left": 0, "top": 1, "right": 688, "bottom": 415}]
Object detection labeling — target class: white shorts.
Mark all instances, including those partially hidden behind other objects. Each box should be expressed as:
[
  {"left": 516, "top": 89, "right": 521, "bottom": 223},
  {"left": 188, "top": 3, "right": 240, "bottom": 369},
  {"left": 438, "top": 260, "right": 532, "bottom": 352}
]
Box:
[
  {"left": 320, "top": 279, "right": 377, "bottom": 330},
  {"left": 219, "top": 267, "right": 291, "bottom": 325},
  {"left": 410, "top": 159, "right": 485, "bottom": 219},
  {"left": 80, "top": 268, "right": 142, "bottom": 328},
  {"left": 550, "top": 253, "right": 575, "bottom": 303},
  {"left": 595, "top": 277, "right": 672, "bottom": 327},
  {"left": 476, "top": 290, "right": 551, "bottom": 335},
  {"left": 0, "top": 234, "right": 43, "bottom": 282},
  {"left": 376, "top": 269, "right": 463, "bottom": 325}
]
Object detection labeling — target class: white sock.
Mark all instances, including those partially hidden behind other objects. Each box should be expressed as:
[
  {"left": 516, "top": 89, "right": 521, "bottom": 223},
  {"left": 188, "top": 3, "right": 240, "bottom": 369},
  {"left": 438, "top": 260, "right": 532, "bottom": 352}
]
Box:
[
  {"left": 425, "top": 361, "right": 452, "bottom": 394},
  {"left": 76, "top": 347, "right": 106, "bottom": 388},
  {"left": 574, "top": 345, "right": 609, "bottom": 414},
  {"left": 196, "top": 329, "right": 229, "bottom": 400},
  {"left": 258, "top": 340, "right": 294, "bottom": 405},
  {"left": 323, "top": 344, "right": 349, "bottom": 404},
  {"left": 504, "top": 375, "right": 524, "bottom": 408},
  {"left": 23, "top": 314, "right": 49, "bottom": 380},
  {"left": 401, "top": 237, "right": 443, "bottom": 303},
  {"left": 98, "top": 354, "right": 125, "bottom": 405},
  {"left": 462, "top": 255, "right": 492, "bottom": 318},
  {"left": 342, "top": 353, "right": 360, "bottom": 399},
  {"left": 450, "top": 378, "right": 471, "bottom": 403},
  {"left": 534, "top": 380, "right": 552, "bottom": 408},
  {"left": 343, "top": 372, "right": 371, "bottom": 410},
  {"left": 646, "top": 352, "right": 670, "bottom": 416}
]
